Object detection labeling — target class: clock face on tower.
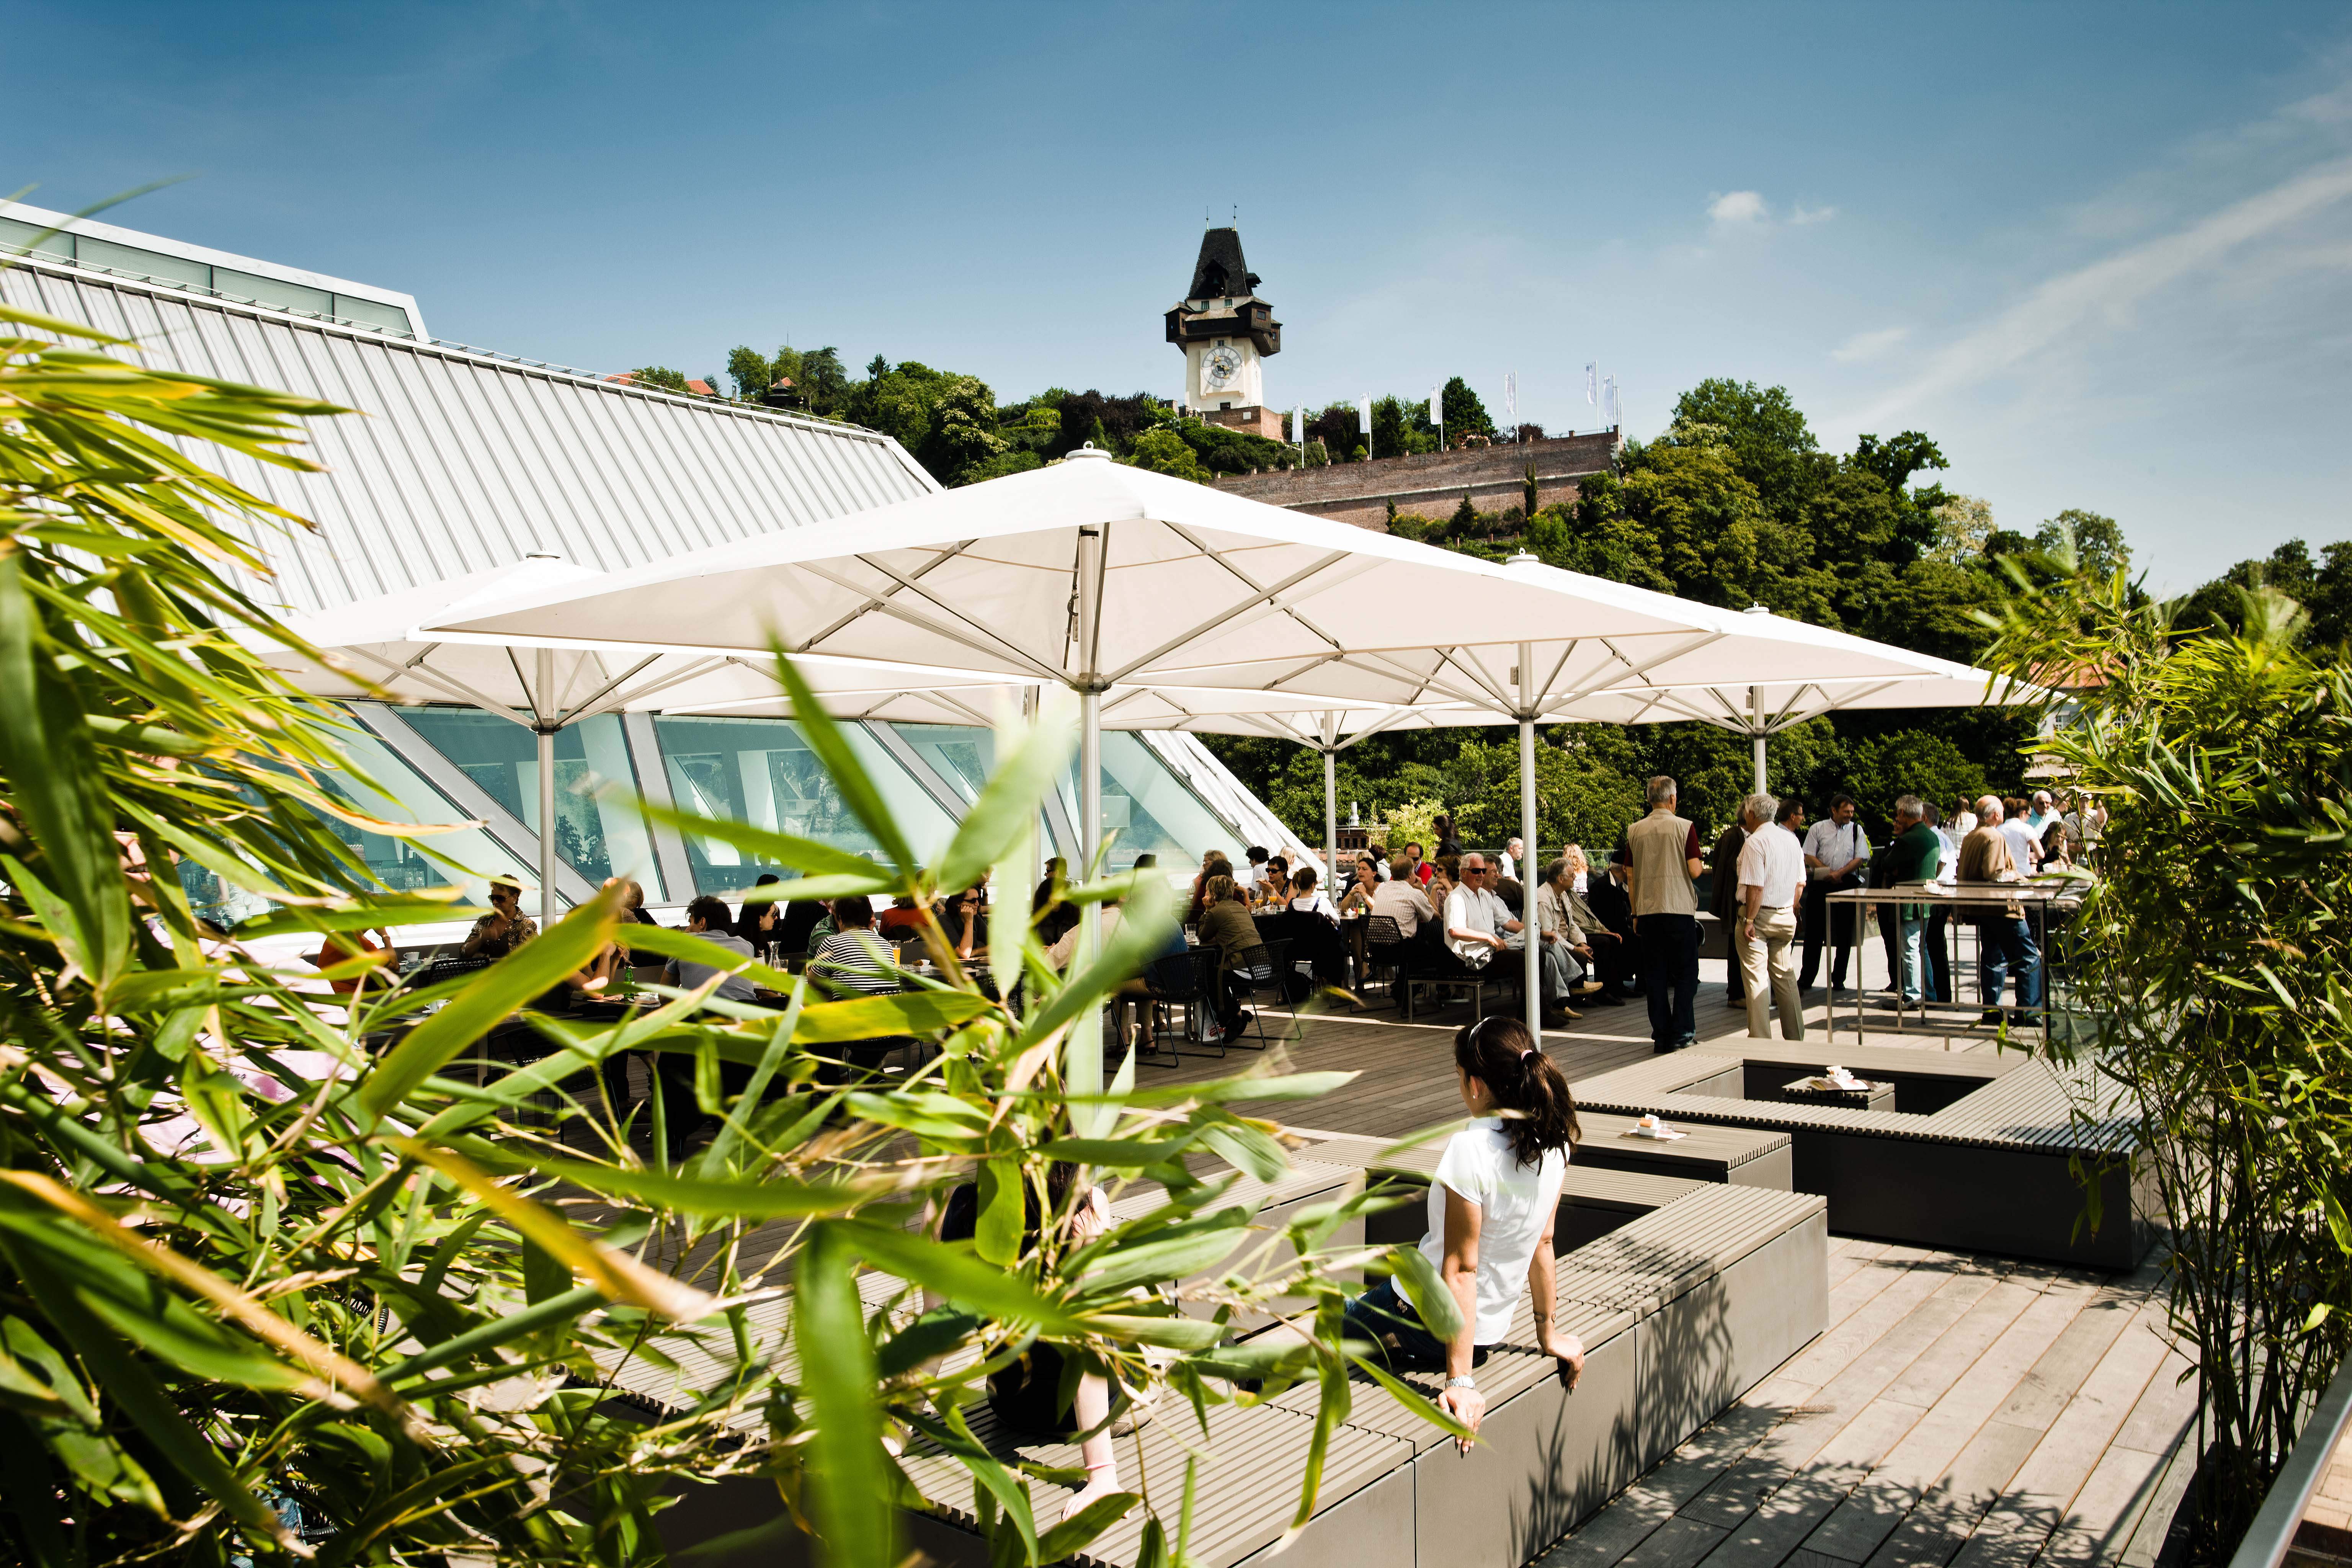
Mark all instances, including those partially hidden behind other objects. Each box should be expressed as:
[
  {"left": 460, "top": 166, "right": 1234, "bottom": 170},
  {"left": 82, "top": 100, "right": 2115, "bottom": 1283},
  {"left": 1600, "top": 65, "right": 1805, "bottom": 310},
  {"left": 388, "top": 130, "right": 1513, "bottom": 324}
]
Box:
[{"left": 1202, "top": 344, "right": 1242, "bottom": 390}]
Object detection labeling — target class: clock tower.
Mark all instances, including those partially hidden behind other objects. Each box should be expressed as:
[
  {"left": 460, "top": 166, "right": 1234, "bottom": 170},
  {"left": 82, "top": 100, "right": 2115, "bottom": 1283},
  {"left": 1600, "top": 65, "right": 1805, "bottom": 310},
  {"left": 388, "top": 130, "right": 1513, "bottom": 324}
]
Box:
[{"left": 1166, "top": 226, "right": 1284, "bottom": 439}]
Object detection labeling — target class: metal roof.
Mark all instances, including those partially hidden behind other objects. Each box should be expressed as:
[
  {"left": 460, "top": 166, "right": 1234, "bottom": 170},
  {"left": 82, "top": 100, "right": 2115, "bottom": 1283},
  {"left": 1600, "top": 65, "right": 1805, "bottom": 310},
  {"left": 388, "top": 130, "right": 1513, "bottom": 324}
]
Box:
[{"left": 0, "top": 253, "right": 939, "bottom": 616}]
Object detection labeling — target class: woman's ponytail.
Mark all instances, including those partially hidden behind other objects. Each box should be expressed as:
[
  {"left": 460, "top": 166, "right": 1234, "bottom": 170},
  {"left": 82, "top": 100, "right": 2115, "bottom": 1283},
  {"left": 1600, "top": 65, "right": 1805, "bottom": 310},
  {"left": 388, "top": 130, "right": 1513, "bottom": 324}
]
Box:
[{"left": 1454, "top": 1016, "right": 1582, "bottom": 1168}]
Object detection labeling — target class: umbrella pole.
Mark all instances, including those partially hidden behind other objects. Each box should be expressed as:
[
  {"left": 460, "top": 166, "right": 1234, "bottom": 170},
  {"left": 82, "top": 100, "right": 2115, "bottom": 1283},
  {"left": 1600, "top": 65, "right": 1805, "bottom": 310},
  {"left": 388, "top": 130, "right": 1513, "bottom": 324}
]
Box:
[
  {"left": 536, "top": 648, "right": 558, "bottom": 929},
  {"left": 1751, "top": 686, "right": 1767, "bottom": 795},
  {"left": 1520, "top": 642, "right": 1540, "bottom": 1039},
  {"left": 1072, "top": 527, "right": 1106, "bottom": 1122},
  {"left": 1322, "top": 746, "right": 1337, "bottom": 889}
]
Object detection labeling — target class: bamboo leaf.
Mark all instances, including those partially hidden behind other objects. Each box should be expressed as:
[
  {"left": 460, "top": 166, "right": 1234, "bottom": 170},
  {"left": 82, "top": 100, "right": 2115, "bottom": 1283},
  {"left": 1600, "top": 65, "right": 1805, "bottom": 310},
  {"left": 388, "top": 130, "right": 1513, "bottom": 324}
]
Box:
[
  {"left": 936, "top": 699, "right": 1075, "bottom": 894},
  {"left": 771, "top": 650, "right": 918, "bottom": 880},
  {"left": 1386, "top": 1244, "right": 1464, "bottom": 1342},
  {"left": 829, "top": 1220, "right": 1085, "bottom": 1332},
  {"left": 358, "top": 893, "right": 619, "bottom": 1116},
  {"left": 797, "top": 1224, "right": 898, "bottom": 1568}
]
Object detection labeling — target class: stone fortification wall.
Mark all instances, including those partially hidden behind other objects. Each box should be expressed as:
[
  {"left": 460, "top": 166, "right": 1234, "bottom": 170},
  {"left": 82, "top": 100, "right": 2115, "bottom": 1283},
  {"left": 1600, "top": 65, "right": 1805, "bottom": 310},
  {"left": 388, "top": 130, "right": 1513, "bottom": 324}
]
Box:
[{"left": 1210, "top": 429, "right": 1620, "bottom": 532}]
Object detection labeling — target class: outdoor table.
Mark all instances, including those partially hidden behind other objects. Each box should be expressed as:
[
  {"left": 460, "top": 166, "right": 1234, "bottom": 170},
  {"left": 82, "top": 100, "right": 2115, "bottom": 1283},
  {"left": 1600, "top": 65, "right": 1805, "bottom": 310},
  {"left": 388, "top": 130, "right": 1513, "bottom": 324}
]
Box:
[
  {"left": 1822, "top": 880, "right": 2087, "bottom": 1049},
  {"left": 1779, "top": 1075, "right": 1895, "bottom": 1113}
]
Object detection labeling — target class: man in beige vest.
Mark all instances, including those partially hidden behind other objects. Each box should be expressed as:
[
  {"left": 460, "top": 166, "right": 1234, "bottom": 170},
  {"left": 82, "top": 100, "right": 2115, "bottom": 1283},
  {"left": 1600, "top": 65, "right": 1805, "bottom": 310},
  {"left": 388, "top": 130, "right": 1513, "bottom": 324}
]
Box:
[{"left": 1625, "top": 775, "right": 1704, "bottom": 1053}]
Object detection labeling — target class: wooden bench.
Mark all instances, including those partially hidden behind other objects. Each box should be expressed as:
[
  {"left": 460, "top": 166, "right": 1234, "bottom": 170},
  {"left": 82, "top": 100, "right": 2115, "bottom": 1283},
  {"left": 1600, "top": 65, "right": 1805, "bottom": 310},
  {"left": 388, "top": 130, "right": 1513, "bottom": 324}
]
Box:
[
  {"left": 1568, "top": 1046, "right": 2151, "bottom": 1267},
  {"left": 634, "top": 1158, "right": 1829, "bottom": 1568},
  {"left": 1293, "top": 1115, "right": 1794, "bottom": 1196}
]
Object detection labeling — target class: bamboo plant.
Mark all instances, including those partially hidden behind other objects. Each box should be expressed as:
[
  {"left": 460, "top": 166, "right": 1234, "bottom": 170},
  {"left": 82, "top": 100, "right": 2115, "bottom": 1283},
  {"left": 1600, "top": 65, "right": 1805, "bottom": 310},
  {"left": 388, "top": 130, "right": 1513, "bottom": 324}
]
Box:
[
  {"left": 1982, "top": 545, "right": 2352, "bottom": 1557},
  {"left": 0, "top": 298, "right": 1465, "bottom": 1568}
]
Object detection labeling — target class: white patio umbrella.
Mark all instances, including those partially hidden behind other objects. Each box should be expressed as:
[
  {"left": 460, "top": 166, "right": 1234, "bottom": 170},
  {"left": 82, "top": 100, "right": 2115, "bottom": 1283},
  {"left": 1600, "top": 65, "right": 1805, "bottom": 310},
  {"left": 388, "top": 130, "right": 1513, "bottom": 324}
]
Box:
[
  {"left": 423, "top": 450, "right": 1733, "bottom": 1056},
  {"left": 262, "top": 557, "right": 1011, "bottom": 924}
]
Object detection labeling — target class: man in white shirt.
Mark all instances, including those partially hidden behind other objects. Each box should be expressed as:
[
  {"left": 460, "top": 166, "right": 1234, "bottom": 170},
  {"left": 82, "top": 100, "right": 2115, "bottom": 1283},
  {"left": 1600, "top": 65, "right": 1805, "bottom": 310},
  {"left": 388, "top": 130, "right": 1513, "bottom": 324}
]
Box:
[
  {"left": 2024, "top": 791, "right": 2055, "bottom": 836},
  {"left": 1238, "top": 846, "right": 1269, "bottom": 894},
  {"left": 1735, "top": 792, "right": 1806, "bottom": 1040},
  {"left": 1369, "top": 859, "right": 1435, "bottom": 938},
  {"left": 1445, "top": 853, "right": 1576, "bottom": 1024},
  {"left": 1799, "top": 795, "right": 1871, "bottom": 996},
  {"left": 1497, "top": 838, "right": 1522, "bottom": 882}
]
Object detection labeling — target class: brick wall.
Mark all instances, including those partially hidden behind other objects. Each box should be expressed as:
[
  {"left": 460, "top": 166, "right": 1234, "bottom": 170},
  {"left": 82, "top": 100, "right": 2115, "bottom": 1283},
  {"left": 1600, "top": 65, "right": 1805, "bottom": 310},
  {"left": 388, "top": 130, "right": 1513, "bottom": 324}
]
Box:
[{"left": 1210, "top": 430, "right": 1619, "bottom": 532}]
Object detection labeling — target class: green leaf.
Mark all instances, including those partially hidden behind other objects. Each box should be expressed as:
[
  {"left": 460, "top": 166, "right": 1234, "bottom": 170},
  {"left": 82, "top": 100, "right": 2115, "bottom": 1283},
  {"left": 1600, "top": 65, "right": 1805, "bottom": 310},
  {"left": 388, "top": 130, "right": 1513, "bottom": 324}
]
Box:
[
  {"left": 1075, "top": 1210, "right": 1248, "bottom": 1294},
  {"left": 1033, "top": 1488, "right": 1140, "bottom": 1563},
  {"left": 442, "top": 1136, "right": 892, "bottom": 1219},
  {"left": 1386, "top": 1244, "right": 1464, "bottom": 1343},
  {"left": 829, "top": 1220, "right": 1085, "bottom": 1332},
  {"left": 622, "top": 789, "right": 901, "bottom": 886},
  {"left": 797, "top": 990, "right": 993, "bottom": 1043},
  {"left": 1288, "top": 1341, "right": 1350, "bottom": 1535},
  {"left": 797, "top": 1224, "right": 898, "bottom": 1568},
  {"left": 1034, "top": 1136, "right": 1196, "bottom": 1168},
  {"left": 358, "top": 894, "right": 618, "bottom": 1116},
  {"left": 936, "top": 699, "right": 1075, "bottom": 894},
  {"left": 1199, "top": 1119, "right": 1290, "bottom": 1184},
  {"left": 771, "top": 650, "right": 919, "bottom": 879},
  {"left": 974, "top": 1159, "right": 1021, "bottom": 1267},
  {"left": 1077, "top": 1312, "right": 1225, "bottom": 1351}
]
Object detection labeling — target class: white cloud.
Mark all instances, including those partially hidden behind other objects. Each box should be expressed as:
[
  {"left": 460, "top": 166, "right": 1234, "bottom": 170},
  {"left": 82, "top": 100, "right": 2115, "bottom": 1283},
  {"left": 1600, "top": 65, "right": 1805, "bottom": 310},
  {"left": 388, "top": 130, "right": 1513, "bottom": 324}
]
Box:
[
  {"left": 1707, "top": 190, "right": 1767, "bottom": 227},
  {"left": 1854, "top": 152, "right": 2352, "bottom": 426},
  {"left": 1831, "top": 326, "right": 1910, "bottom": 363},
  {"left": 1789, "top": 204, "right": 1838, "bottom": 225}
]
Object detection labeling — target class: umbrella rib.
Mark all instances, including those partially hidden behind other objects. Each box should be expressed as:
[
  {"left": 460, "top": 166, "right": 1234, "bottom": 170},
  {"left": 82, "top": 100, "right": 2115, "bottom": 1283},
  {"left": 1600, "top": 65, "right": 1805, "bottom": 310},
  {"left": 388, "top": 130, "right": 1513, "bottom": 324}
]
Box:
[
  {"left": 1332, "top": 704, "right": 1428, "bottom": 753},
  {"left": 792, "top": 539, "right": 981, "bottom": 650},
  {"left": 1099, "top": 548, "right": 1356, "bottom": 685},
  {"left": 561, "top": 652, "right": 670, "bottom": 722},
  {"left": 505, "top": 645, "right": 548, "bottom": 726},
  {"left": 1156, "top": 521, "right": 1359, "bottom": 648},
  {"left": 343, "top": 648, "right": 538, "bottom": 728},
  {"left": 795, "top": 559, "right": 1066, "bottom": 683},
  {"left": 1432, "top": 647, "right": 1517, "bottom": 711},
  {"left": 1557, "top": 629, "right": 1728, "bottom": 706},
  {"left": 1346, "top": 649, "right": 1495, "bottom": 710}
]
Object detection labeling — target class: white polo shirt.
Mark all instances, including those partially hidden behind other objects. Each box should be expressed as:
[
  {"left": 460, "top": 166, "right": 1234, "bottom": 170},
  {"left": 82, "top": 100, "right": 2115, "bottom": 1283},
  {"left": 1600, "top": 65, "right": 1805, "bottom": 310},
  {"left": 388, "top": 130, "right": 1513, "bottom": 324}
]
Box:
[{"left": 1736, "top": 821, "right": 1807, "bottom": 910}]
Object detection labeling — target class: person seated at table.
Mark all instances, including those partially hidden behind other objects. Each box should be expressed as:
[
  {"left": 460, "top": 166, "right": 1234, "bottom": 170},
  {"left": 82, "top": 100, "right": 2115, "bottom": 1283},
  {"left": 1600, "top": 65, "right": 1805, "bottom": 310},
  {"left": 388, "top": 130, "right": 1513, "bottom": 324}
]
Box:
[
  {"left": 735, "top": 872, "right": 784, "bottom": 948},
  {"left": 1554, "top": 846, "right": 1625, "bottom": 1004},
  {"left": 1366, "top": 844, "right": 1390, "bottom": 881},
  {"left": 1421, "top": 859, "right": 1458, "bottom": 936},
  {"left": 1340, "top": 1016, "right": 1586, "bottom": 1442},
  {"left": 875, "top": 892, "right": 929, "bottom": 942},
  {"left": 1252, "top": 855, "right": 1291, "bottom": 910},
  {"left": 664, "top": 895, "right": 760, "bottom": 1006},
  {"left": 942, "top": 883, "right": 987, "bottom": 959},
  {"left": 1577, "top": 845, "right": 1640, "bottom": 997},
  {"left": 1287, "top": 865, "right": 1340, "bottom": 921},
  {"left": 2038, "top": 818, "right": 2075, "bottom": 873},
  {"left": 461, "top": 876, "right": 538, "bottom": 959},
  {"left": 1369, "top": 855, "right": 1435, "bottom": 938},
  {"left": 1401, "top": 841, "right": 1431, "bottom": 887},
  {"left": 803, "top": 898, "right": 837, "bottom": 959},
  {"left": 1187, "top": 856, "right": 1233, "bottom": 924},
  {"left": 1339, "top": 855, "right": 1380, "bottom": 915},
  {"left": 1535, "top": 858, "right": 1596, "bottom": 1003},
  {"left": 1194, "top": 874, "right": 1259, "bottom": 1038},
  {"left": 810, "top": 895, "right": 898, "bottom": 997},
  {"left": 1467, "top": 862, "right": 1578, "bottom": 1026},
  {"left": 1033, "top": 858, "right": 1078, "bottom": 947}
]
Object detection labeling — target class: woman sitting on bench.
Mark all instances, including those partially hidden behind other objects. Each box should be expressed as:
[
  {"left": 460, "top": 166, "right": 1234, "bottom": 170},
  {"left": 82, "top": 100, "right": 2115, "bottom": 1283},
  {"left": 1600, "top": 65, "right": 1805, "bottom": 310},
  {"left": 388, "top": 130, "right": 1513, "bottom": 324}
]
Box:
[{"left": 1347, "top": 1016, "right": 1589, "bottom": 1451}]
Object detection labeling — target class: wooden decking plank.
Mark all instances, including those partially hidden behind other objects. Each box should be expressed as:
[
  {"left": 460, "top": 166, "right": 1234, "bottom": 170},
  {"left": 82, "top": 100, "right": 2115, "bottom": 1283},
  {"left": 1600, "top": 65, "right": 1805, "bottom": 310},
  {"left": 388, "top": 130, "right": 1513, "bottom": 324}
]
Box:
[
  {"left": 1876, "top": 1278, "right": 2043, "bottom": 1410},
  {"left": 1854, "top": 1419, "right": 2043, "bottom": 1568},
  {"left": 1986, "top": 1289, "right": 2143, "bottom": 1432},
  {"left": 1618, "top": 1515, "right": 1734, "bottom": 1568},
  {"left": 2034, "top": 1440, "right": 2173, "bottom": 1565},
  {"left": 1784, "top": 1257, "right": 1967, "bottom": 1389},
  {"left": 1692, "top": 1473, "right": 1862, "bottom": 1568},
  {"left": 1804, "top": 1398, "right": 2011, "bottom": 1563}
]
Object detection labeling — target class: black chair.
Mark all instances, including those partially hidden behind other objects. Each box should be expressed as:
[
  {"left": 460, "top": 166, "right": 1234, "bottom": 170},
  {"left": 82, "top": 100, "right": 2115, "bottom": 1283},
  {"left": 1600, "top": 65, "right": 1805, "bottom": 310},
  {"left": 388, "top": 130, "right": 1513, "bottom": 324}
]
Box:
[
  {"left": 1362, "top": 915, "right": 1413, "bottom": 1008},
  {"left": 1231, "top": 940, "right": 1295, "bottom": 1049},
  {"left": 1137, "top": 948, "right": 1223, "bottom": 1062}
]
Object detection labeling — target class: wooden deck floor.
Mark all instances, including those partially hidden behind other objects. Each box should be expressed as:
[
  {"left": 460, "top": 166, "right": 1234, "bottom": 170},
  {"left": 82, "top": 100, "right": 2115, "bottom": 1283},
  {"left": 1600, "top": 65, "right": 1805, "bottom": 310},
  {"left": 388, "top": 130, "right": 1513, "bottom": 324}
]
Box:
[{"left": 1139, "top": 954, "right": 2188, "bottom": 1568}]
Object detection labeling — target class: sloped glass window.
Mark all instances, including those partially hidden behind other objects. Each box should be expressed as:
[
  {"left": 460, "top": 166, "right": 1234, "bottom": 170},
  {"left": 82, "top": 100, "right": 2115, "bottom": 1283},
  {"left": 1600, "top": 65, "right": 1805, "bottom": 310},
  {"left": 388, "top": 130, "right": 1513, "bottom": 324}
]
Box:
[
  {"left": 395, "top": 708, "right": 658, "bottom": 890},
  {"left": 651, "top": 715, "right": 957, "bottom": 894}
]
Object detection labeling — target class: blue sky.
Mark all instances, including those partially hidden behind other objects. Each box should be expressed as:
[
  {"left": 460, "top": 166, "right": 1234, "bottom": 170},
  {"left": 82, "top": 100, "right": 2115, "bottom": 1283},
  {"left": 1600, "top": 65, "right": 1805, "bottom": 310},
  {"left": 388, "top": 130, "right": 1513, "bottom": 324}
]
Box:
[{"left": 12, "top": 1, "right": 2352, "bottom": 593}]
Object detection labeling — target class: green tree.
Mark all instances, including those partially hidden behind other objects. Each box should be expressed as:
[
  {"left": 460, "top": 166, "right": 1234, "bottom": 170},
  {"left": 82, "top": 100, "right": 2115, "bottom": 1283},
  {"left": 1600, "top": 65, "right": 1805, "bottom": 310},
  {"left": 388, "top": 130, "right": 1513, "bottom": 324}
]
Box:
[
  {"left": 1123, "top": 426, "right": 1208, "bottom": 482},
  {"left": 2032, "top": 508, "right": 2130, "bottom": 579},
  {"left": 797, "top": 345, "right": 849, "bottom": 413},
  {"left": 1436, "top": 376, "right": 1496, "bottom": 444},
  {"left": 726, "top": 345, "right": 776, "bottom": 400},
  {"left": 626, "top": 364, "right": 691, "bottom": 392}
]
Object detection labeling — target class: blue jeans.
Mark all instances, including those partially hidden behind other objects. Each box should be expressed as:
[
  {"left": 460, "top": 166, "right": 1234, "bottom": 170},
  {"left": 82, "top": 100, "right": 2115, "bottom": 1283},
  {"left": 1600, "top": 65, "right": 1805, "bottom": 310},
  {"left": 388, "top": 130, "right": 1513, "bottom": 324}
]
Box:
[
  {"left": 1638, "top": 913, "right": 1700, "bottom": 1047},
  {"left": 1897, "top": 914, "right": 1926, "bottom": 1003},
  {"left": 1341, "top": 1279, "right": 1490, "bottom": 1372},
  {"left": 1979, "top": 916, "right": 2043, "bottom": 1012}
]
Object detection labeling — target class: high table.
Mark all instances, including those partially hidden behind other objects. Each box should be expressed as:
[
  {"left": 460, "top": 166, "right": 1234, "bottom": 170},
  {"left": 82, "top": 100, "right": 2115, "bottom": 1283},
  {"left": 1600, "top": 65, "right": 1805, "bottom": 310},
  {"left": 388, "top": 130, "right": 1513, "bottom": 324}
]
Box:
[{"left": 1821, "top": 881, "right": 2087, "bottom": 1049}]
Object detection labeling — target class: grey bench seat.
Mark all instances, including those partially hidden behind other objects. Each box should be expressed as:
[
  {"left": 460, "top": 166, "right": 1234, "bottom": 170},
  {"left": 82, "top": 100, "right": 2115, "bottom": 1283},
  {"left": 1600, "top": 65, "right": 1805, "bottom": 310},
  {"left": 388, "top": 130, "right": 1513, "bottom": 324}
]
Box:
[{"left": 1569, "top": 1050, "right": 2148, "bottom": 1266}]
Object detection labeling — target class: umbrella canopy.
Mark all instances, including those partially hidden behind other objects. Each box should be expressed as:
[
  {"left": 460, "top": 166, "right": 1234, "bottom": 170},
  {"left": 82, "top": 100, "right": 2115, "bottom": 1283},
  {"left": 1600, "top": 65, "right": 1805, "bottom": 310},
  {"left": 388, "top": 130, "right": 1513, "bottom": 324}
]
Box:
[
  {"left": 424, "top": 452, "right": 1743, "bottom": 1060},
  {"left": 263, "top": 556, "right": 1010, "bottom": 921}
]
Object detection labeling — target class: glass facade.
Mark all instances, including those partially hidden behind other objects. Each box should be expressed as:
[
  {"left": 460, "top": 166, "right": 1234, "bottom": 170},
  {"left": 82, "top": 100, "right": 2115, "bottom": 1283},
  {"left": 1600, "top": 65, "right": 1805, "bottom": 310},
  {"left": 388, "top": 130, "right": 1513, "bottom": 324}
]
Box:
[
  {"left": 396, "top": 709, "right": 660, "bottom": 891},
  {"left": 176, "top": 704, "right": 1265, "bottom": 923},
  {"left": 0, "top": 217, "right": 418, "bottom": 338},
  {"left": 650, "top": 715, "right": 961, "bottom": 894}
]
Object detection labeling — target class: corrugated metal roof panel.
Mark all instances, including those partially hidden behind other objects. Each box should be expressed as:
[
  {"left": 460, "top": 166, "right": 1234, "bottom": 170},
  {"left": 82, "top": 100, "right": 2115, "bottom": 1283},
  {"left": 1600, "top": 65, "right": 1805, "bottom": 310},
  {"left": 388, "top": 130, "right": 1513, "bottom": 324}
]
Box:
[{"left": 1, "top": 255, "right": 938, "bottom": 615}]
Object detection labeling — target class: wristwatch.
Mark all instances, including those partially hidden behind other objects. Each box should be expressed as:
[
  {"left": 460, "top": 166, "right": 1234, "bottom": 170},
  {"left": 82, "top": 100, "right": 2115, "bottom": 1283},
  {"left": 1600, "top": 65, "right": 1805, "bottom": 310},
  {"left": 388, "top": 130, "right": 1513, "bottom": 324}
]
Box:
[{"left": 1444, "top": 1375, "right": 1478, "bottom": 1390}]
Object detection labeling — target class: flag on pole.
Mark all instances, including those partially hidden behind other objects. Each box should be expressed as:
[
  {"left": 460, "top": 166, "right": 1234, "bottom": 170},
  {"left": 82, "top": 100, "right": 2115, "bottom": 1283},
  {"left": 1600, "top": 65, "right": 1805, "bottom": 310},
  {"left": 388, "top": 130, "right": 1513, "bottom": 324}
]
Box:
[
  {"left": 1585, "top": 363, "right": 1597, "bottom": 404},
  {"left": 1431, "top": 382, "right": 1444, "bottom": 427},
  {"left": 1358, "top": 398, "right": 1371, "bottom": 436},
  {"left": 1602, "top": 375, "right": 1622, "bottom": 428},
  {"left": 1291, "top": 405, "right": 1304, "bottom": 444},
  {"left": 1505, "top": 371, "right": 1518, "bottom": 424}
]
